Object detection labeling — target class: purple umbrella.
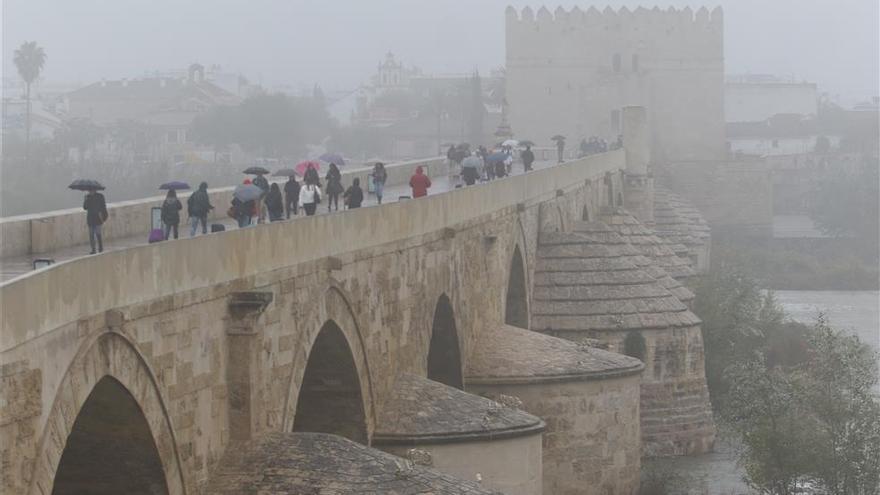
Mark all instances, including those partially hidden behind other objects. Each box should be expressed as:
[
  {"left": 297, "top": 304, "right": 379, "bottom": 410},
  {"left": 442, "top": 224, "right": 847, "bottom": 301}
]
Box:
[
  {"left": 159, "top": 181, "right": 191, "bottom": 191},
  {"left": 319, "top": 153, "right": 345, "bottom": 166}
]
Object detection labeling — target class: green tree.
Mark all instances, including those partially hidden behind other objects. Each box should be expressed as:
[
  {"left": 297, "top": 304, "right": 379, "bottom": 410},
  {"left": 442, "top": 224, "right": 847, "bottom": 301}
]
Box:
[
  {"left": 725, "top": 317, "right": 880, "bottom": 495},
  {"left": 189, "top": 106, "right": 240, "bottom": 161},
  {"left": 13, "top": 41, "right": 47, "bottom": 164},
  {"left": 796, "top": 318, "right": 880, "bottom": 495},
  {"left": 54, "top": 118, "right": 102, "bottom": 164}
]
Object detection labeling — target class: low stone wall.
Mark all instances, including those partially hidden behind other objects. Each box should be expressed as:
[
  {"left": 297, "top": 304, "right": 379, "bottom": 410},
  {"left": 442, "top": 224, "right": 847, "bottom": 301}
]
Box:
[{"left": 0, "top": 157, "right": 445, "bottom": 258}]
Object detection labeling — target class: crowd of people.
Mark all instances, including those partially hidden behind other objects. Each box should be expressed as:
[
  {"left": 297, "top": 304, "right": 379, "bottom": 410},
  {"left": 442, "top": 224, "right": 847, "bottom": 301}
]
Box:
[{"left": 81, "top": 137, "right": 616, "bottom": 255}]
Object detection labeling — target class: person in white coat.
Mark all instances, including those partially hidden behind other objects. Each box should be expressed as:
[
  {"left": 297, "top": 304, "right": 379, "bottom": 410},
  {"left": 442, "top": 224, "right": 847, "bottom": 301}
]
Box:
[{"left": 299, "top": 183, "right": 321, "bottom": 216}]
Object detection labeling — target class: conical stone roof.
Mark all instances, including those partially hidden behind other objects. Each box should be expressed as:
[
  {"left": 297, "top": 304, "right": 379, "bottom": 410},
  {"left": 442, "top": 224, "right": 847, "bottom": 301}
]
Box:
[
  {"left": 466, "top": 324, "right": 644, "bottom": 384},
  {"left": 653, "top": 188, "right": 711, "bottom": 260},
  {"left": 373, "top": 373, "right": 544, "bottom": 445},
  {"left": 531, "top": 223, "right": 701, "bottom": 335},
  {"left": 206, "top": 432, "right": 495, "bottom": 494},
  {"left": 595, "top": 208, "right": 696, "bottom": 304}
]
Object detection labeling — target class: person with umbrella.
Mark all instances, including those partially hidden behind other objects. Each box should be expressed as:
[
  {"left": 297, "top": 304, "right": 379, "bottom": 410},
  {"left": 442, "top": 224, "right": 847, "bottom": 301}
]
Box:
[
  {"left": 325, "top": 163, "right": 344, "bottom": 212},
  {"left": 520, "top": 145, "right": 535, "bottom": 172},
  {"left": 244, "top": 166, "right": 270, "bottom": 223},
  {"left": 74, "top": 180, "right": 107, "bottom": 254},
  {"left": 160, "top": 189, "right": 183, "bottom": 240},
  {"left": 298, "top": 179, "right": 322, "bottom": 216},
  {"left": 371, "top": 162, "right": 387, "bottom": 204},
  {"left": 232, "top": 179, "right": 261, "bottom": 228},
  {"left": 552, "top": 135, "right": 566, "bottom": 163},
  {"left": 187, "top": 182, "right": 213, "bottom": 236},
  {"left": 461, "top": 152, "right": 482, "bottom": 186}
]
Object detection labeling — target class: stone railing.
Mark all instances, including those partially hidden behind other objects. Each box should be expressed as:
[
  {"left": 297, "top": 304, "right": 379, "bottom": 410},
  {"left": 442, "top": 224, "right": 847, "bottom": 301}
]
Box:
[
  {"left": 0, "top": 150, "right": 624, "bottom": 351},
  {"left": 0, "top": 157, "right": 446, "bottom": 258}
]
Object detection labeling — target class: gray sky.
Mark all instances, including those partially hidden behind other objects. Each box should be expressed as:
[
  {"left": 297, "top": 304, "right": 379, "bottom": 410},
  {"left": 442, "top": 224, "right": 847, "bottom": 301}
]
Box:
[{"left": 3, "top": 0, "right": 878, "bottom": 104}]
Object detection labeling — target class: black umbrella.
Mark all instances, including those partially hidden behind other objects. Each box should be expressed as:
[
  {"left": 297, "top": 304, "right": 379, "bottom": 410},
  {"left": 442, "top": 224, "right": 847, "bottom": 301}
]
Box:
[
  {"left": 551, "top": 135, "right": 566, "bottom": 141},
  {"left": 243, "top": 166, "right": 270, "bottom": 175},
  {"left": 68, "top": 179, "right": 105, "bottom": 191},
  {"left": 159, "top": 181, "right": 191, "bottom": 191},
  {"left": 272, "top": 168, "right": 298, "bottom": 177}
]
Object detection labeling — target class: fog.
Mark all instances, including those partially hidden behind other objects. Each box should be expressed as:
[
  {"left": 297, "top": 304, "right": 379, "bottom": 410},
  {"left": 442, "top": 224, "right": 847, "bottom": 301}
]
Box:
[{"left": 4, "top": 0, "right": 878, "bottom": 102}]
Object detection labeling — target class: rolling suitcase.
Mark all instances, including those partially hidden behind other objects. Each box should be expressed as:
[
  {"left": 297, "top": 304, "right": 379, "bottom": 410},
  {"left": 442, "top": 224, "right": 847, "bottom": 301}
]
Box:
[
  {"left": 211, "top": 224, "right": 225, "bottom": 233},
  {"left": 148, "top": 228, "right": 165, "bottom": 243}
]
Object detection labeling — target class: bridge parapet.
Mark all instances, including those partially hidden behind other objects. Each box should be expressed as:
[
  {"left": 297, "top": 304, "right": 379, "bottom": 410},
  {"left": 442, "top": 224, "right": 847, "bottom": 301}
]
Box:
[
  {"left": 1, "top": 150, "right": 623, "bottom": 354},
  {"left": 0, "top": 157, "right": 446, "bottom": 258}
]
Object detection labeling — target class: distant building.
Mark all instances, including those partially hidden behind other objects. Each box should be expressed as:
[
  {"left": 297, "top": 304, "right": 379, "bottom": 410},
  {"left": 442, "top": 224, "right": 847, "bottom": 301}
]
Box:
[
  {"left": 1, "top": 98, "right": 64, "bottom": 141},
  {"left": 62, "top": 64, "right": 241, "bottom": 164}
]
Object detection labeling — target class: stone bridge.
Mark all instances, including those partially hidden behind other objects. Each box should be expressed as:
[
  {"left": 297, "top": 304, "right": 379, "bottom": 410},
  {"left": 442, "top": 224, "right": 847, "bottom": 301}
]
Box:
[{"left": 1, "top": 107, "right": 715, "bottom": 495}]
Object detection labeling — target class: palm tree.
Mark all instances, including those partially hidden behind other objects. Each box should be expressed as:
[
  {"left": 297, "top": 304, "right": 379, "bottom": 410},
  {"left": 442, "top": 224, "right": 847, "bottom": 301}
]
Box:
[{"left": 13, "top": 41, "right": 47, "bottom": 164}]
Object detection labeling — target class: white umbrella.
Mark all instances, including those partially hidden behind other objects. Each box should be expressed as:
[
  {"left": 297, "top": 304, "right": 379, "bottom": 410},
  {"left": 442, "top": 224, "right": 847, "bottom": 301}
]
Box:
[
  {"left": 502, "top": 139, "right": 519, "bottom": 148},
  {"left": 462, "top": 156, "right": 482, "bottom": 169}
]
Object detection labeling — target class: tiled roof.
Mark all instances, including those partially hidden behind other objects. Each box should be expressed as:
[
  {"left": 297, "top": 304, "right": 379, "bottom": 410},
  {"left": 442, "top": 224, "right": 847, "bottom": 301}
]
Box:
[
  {"left": 466, "top": 324, "right": 644, "bottom": 384},
  {"left": 206, "top": 432, "right": 496, "bottom": 494},
  {"left": 373, "top": 373, "right": 544, "bottom": 444}
]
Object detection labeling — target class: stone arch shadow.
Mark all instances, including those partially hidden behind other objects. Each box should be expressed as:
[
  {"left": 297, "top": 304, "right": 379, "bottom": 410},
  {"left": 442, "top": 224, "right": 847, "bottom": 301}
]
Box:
[
  {"left": 29, "top": 331, "right": 186, "bottom": 495},
  {"left": 504, "top": 242, "right": 530, "bottom": 329},
  {"left": 426, "top": 293, "right": 464, "bottom": 389},
  {"left": 282, "top": 284, "right": 375, "bottom": 442}
]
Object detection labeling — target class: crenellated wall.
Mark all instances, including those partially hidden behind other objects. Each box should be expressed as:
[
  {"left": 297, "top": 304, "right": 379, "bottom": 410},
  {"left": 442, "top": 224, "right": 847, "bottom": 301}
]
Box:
[{"left": 505, "top": 5, "right": 726, "bottom": 163}]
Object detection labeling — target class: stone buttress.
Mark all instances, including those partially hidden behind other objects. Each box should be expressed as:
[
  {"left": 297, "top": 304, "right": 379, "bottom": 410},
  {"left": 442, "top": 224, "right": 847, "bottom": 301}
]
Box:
[
  {"left": 372, "top": 373, "right": 545, "bottom": 495},
  {"left": 466, "top": 324, "right": 644, "bottom": 495},
  {"left": 531, "top": 222, "right": 715, "bottom": 456},
  {"left": 653, "top": 187, "right": 712, "bottom": 272}
]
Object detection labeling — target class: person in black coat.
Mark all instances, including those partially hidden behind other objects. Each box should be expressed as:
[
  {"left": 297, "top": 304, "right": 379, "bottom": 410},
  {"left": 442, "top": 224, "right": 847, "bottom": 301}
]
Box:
[
  {"left": 344, "top": 178, "right": 364, "bottom": 209},
  {"left": 83, "top": 189, "right": 108, "bottom": 254},
  {"left": 160, "top": 189, "right": 183, "bottom": 240},
  {"left": 521, "top": 145, "right": 535, "bottom": 172},
  {"left": 325, "top": 163, "right": 343, "bottom": 212},
  {"left": 264, "top": 183, "right": 285, "bottom": 222},
  {"left": 187, "top": 182, "right": 213, "bottom": 236},
  {"left": 284, "top": 176, "right": 300, "bottom": 218}
]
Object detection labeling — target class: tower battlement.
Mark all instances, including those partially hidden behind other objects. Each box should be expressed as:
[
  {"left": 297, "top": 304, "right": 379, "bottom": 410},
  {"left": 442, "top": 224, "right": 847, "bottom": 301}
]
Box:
[{"left": 505, "top": 5, "right": 722, "bottom": 27}]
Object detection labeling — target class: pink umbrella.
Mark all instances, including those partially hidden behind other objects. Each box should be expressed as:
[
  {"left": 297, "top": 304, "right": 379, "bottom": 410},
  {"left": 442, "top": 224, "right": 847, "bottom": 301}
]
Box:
[{"left": 295, "top": 160, "right": 322, "bottom": 177}]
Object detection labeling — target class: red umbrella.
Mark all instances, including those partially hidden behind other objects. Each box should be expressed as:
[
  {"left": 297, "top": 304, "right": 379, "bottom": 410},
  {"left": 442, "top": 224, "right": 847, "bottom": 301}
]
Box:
[{"left": 295, "top": 160, "right": 322, "bottom": 177}]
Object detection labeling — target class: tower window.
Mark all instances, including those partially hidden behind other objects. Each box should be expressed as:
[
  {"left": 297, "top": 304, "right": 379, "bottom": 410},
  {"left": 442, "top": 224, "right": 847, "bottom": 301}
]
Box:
[{"left": 612, "top": 53, "right": 622, "bottom": 72}]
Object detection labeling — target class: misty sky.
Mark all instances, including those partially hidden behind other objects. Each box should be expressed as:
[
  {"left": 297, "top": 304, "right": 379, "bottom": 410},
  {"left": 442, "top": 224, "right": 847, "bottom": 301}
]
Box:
[{"left": 3, "top": 0, "right": 878, "bottom": 104}]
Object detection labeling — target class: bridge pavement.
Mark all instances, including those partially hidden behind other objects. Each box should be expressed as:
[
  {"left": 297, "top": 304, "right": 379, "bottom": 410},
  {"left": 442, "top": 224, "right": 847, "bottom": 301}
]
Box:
[{"left": 0, "top": 160, "right": 555, "bottom": 282}]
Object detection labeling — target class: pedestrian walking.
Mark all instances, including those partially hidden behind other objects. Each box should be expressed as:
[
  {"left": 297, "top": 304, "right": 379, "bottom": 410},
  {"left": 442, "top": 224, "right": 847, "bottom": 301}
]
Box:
[
  {"left": 160, "top": 189, "right": 183, "bottom": 240},
  {"left": 284, "top": 176, "right": 300, "bottom": 218},
  {"left": 83, "top": 188, "right": 108, "bottom": 254},
  {"left": 371, "top": 162, "right": 387, "bottom": 204},
  {"left": 409, "top": 165, "right": 432, "bottom": 198},
  {"left": 252, "top": 173, "right": 269, "bottom": 223},
  {"left": 187, "top": 182, "right": 213, "bottom": 236},
  {"left": 264, "top": 183, "right": 285, "bottom": 222},
  {"left": 299, "top": 182, "right": 321, "bottom": 216},
  {"left": 344, "top": 178, "right": 364, "bottom": 209},
  {"left": 521, "top": 145, "right": 535, "bottom": 172},
  {"left": 325, "top": 163, "right": 344, "bottom": 211}
]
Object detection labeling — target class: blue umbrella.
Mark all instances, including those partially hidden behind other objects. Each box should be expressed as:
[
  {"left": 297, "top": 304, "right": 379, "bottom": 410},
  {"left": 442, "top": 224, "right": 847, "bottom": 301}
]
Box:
[
  {"left": 233, "top": 184, "right": 263, "bottom": 202},
  {"left": 319, "top": 153, "right": 345, "bottom": 166},
  {"left": 487, "top": 152, "right": 509, "bottom": 163},
  {"left": 159, "top": 181, "right": 191, "bottom": 191}
]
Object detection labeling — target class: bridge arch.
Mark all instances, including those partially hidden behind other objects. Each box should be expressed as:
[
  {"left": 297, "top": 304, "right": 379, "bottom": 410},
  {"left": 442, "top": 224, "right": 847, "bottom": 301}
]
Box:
[
  {"left": 29, "top": 332, "right": 185, "bottom": 495},
  {"left": 426, "top": 293, "right": 463, "bottom": 389},
  {"left": 283, "top": 284, "right": 374, "bottom": 441},
  {"left": 504, "top": 244, "right": 529, "bottom": 329}
]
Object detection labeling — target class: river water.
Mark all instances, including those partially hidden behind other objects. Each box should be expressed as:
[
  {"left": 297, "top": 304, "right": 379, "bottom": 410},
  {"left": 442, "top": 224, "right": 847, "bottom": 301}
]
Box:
[{"left": 650, "top": 290, "right": 879, "bottom": 494}]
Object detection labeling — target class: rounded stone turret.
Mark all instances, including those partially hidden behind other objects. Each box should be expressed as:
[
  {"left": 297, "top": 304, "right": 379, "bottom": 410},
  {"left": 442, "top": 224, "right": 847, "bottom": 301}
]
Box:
[
  {"left": 206, "top": 432, "right": 495, "bottom": 494},
  {"left": 373, "top": 373, "right": 544, "bottom": 495},
  {"left": 466, "top": 324, "right": 643, "bottom": 495},
  {"left": 531, "top": 223, "right": 715, "bottom": 456}
]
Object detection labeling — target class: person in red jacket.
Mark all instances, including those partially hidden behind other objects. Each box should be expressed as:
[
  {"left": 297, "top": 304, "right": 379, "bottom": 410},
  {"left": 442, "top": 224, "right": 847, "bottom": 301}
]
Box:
[{"left": 409, "top": 165, "right": 432, "bottom": 198}]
